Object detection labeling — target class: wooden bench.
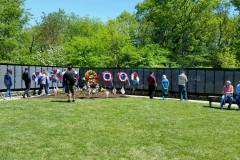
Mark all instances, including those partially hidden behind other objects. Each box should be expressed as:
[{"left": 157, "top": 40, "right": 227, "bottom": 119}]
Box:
[{"left": 208, "top": 96, "right": 220, "bottom": 107}]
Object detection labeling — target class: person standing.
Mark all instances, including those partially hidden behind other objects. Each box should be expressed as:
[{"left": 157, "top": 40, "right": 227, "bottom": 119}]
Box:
[
  {"left": 43, "top": 70, "right": 50, "bottom": 95},
  {"left": 220, "top": 81, "right": 234, "bottom": 110},
  {"left": 147, "top": 71, "right": 157, "bottom": 99},
  {"left": 161, "top": 75, "right": 169, "bottom": 100},
  {"left": 178, "top": 71, "right": 188, "bottom": 100},
  {"left": 38, "top": 71, "right": 46, "bottom": 96},
  {"left": 22, "top": 68, "right": 31, "bottom": 98},
  {"left": 4, "top": 69, "right": 13, "bottom": 100},
  {"left": 63, "top": 67, "right": 76, "bottom": 103},
  {"left": 62, "top": 69, "right": 66, "bottom": 93}
]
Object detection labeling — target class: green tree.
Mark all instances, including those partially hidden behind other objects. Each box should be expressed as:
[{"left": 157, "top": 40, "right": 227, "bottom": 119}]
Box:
[
  {"left": 0, "top": 0, "right": 30, "bottom": 62},
  {"left": 135, "top": 0, "right": 233, "bottom": 67}
]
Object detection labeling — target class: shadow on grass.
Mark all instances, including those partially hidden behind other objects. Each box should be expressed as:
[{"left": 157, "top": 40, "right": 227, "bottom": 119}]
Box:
[
  {"left": 50, "top": 99, "right": 69, "bottom": 103},
  {"left": 202, "top": 105, "right": 239, "bottom": 111}
]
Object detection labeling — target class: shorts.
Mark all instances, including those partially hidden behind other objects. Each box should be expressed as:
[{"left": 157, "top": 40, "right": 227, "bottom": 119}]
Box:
[{"left": 66, "top": 85, "right": 74, "bottom": 94}]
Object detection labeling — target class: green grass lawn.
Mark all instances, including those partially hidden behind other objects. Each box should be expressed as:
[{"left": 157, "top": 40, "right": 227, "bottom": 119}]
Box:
[{"left": 0, "top": 97, "right": 239, "bottom": 160}]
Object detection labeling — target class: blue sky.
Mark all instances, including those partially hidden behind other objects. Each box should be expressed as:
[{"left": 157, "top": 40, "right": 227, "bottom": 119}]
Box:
[{"left": 24, "top": 0, "right": 143, "bottom": 25}]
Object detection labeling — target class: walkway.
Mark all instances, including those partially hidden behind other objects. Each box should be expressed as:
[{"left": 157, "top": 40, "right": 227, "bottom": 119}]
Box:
[{"left": 1, "top": 94, "right": 239, "bottom": 109}]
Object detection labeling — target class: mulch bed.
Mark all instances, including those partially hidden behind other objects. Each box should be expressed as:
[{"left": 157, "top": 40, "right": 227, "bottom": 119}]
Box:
[{"left": 34, "top": 91, "right": 127, "bottom": 99}]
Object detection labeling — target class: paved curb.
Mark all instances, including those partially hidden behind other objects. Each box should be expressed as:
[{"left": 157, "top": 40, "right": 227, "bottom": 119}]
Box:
[{"left": 125, "top": 95, "right": 239, "bottom": 108}]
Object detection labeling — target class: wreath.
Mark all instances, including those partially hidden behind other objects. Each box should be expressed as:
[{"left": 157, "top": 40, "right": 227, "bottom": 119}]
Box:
[
  {"left": 85, "top": 70, "right": 99, "bottom": 84},
  {"left": 118, "top": 72, "right": 128, "bottom": 82},
  {"left": 32, "top": 71, "right": 42, "bottom": 82},
  {"left": 50, "top": 69, "right": 62, "bottom": 82},
  {"left": 102, "top": 71, "right": 112, "bottom": 82},
  {"left": 131, "top": 72, "right": 140, "bottom": 85}
]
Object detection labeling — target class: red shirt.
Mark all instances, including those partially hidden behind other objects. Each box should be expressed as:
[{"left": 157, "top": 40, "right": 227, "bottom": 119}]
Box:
[
  {"left": 147, "top": 75, "right": 156, "bottom": 86},
  {"left": 222, "top": 85, "right": 234, "bottom": 94}
]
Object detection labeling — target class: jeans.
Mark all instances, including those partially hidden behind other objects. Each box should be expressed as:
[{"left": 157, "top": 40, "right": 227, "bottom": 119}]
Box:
[
  {"left": 38, "top": 84, "right": 46, "bottom": 95},
  {"left": 62, "top": 83, "right": 65, "bottom": 93},
  {"left": 5, "top": 85, "right": 12, "bottom": 98},
  {"left": 178, "top": 85, "right": 188, "bottom": 100},
  {"left": 220, "top": 95, "right": 233, "bottom": 109},
  {"left": 24, "top": 82, "right": 31, "bottom": 96},
  {"left": 148, "top": 85, "right": 156, "bottom": 99},
  {"left": 236, "top": 98, "right": 240, "bottom": 110},
  {"left": 45, "top": 83, "right": 50, "bottom": 94}
]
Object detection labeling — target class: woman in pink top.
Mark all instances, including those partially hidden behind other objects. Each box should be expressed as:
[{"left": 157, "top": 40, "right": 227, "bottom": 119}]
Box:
[{"left": 220, "top": 81, "right": 234, "bottom": 110}]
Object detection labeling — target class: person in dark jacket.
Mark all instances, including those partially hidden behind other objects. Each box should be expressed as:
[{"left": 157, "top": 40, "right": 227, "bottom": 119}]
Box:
[
  {"left": 63, "top": 67, "right": 76, "bottom": 103},
  {"left": 147, "top": 71, "right": 157, "bottom": 99},
  {"left": 4, "top": 69, "right": 13, "bottom": 100},
  {"left": 22, "top": 68, "right": 31, "bottom": 98}
]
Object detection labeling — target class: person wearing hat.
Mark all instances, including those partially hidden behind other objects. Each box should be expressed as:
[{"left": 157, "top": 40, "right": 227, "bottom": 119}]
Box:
[
  {"left": 236, "top": 81, "right": 240, "bottom": 111},
  {"left": 22, "top": 68, "right": 31, "bottom": 98},
  {"left": 161, "top": 75, "right": 169, "bottom": 100}
]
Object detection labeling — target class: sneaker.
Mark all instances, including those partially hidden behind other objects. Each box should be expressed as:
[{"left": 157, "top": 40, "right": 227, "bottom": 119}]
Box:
[
  {"left": 67, "top": 100, "right": 70, "bottom": 103},
  {"left": 4, "top": 97, "right": 6, "bottom": 100},
  {"left": 72, "top": 100, "right": 75, "bottom": 102},
  {"left": 27, "top": 95, "right": 31, "bottom": 97}
]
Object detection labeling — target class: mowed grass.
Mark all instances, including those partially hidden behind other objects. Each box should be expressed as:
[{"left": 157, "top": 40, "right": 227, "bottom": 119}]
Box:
[{"left": 0, "top": 97, "right": 239, "bottom": 160}]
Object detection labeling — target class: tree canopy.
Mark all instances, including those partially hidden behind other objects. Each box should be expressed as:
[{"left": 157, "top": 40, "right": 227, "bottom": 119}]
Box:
[{"left": 0, "top": 0, "right": 239, "bottom": 68}]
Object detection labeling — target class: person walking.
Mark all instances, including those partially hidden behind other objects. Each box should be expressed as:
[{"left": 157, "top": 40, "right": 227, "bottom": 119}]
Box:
[
  {"left": 63, "top": 67, "right": 76, "bottom": 103},
  {"left": 4, "top": 69, "right": 13, "bottom": 100},
  {"left": 22, "top": 68, "right": 31, "bottom": 98},
  {"left": 178, "top": 71, "right": 188, "bottom": 100},
  {"left": 147, "top": 71, "right": 157, "bottom": 99},
  {"left": 161, "top": 75, "right": 169, "bottom": 100}
]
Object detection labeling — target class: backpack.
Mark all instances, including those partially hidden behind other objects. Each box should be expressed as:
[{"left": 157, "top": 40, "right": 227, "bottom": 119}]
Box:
[
  {"left": 4, "top": 74, "right": 12, "bottom": 86},
  {"left": 69, "top": 74, "right": 77, "bottom": 85}
]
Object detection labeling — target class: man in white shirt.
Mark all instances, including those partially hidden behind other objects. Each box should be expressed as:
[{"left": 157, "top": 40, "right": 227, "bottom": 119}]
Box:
[{"left": 178, "top": 71, "right": 188, "bottom": 100}]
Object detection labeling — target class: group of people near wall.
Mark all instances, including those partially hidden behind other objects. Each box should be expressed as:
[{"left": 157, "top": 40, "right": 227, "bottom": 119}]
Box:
[
  {"left": 4, "top": 67, "right": 76, "bottom": 103},
  {"left": 220, "top": 80, "right": 240, "bottom": 111},
  {"left": 147, "top": 71, "right": 240, "bottom": 111},
  {"left": 147, "top": 71, "right": 188, "bottom": 101},
  {"left": 3, "top": 68, "right": 240, "bottom": 109},
  {"left": 21, "top": 68, "right": 51, "bottom": 98}
]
